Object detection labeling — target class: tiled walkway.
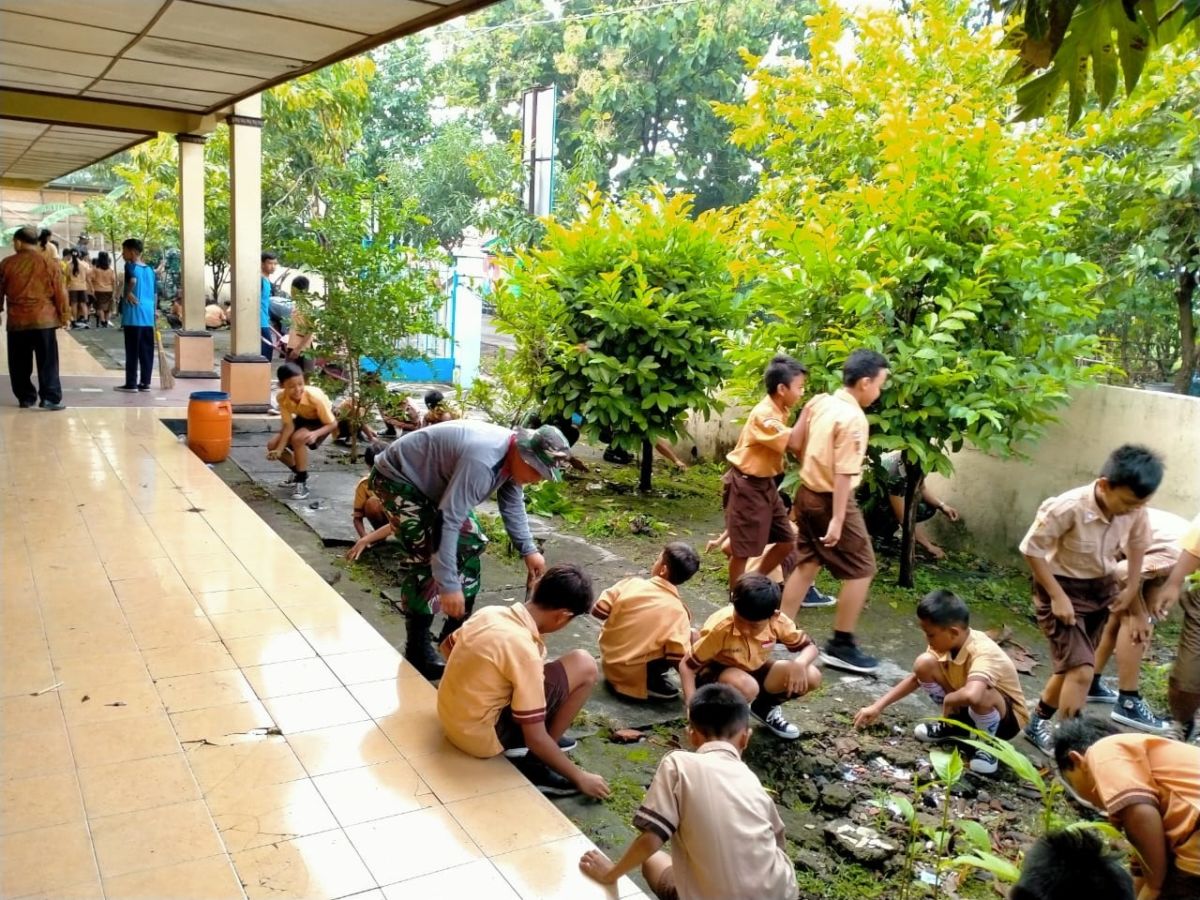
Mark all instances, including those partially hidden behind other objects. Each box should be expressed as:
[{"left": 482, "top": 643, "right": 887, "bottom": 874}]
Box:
[{"left": 1, "top": 333, "right": 643, "bottom": 900}]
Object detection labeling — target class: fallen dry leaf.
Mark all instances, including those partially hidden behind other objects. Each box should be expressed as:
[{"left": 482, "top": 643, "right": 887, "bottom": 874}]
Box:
[{"left": 610, "top": 728, "right": 644, "bottom": 744}]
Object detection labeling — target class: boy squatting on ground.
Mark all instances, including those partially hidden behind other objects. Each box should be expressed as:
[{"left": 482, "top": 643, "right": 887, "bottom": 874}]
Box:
[
  {"left": 346, "top": 442, "right": 390, "bottom": 561},
  {"left": 593, "top": 542, "right": 701, "bottom": 702},
  {"left": 1020, "top": 444, "right": 1164, "bottom": 754},
  {"left": 578, "top": 684, "right": 798, "bottom": 900},
  {"left": 1087, "top": 507, "right": 1190, "bottom": 734},
  {"left": 853, "top": 589, "right": 1028, "bottom": 775},
  {"left": 1055, "top": 719, "right": 1200, "bottom": 900},
  {"left": 721, "top": 354, "right": 809, "bottom": 593},
  {"left": 680, "top": 573, "right": 820, "bottom": 741},
  {"left": 781, "top": 349, "right": 891, "bottom": 675},
  {"left": 436, "top": 563, "right": 611, "bottom": 798},
  {"left": 266, "top": 362, "right": 338, "bottom": 501}
]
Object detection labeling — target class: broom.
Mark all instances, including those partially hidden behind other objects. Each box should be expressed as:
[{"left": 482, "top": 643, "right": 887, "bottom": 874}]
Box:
[{"left": 155, "top": 317, "right": 175, "bottom": 389}]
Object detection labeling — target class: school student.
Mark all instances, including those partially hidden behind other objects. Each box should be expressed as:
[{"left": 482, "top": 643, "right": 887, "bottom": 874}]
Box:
[
  {"left": 578, "top": 684, "right": 798, "bottom": 900},
  {"left": 266, "top": 362, "right": 338, "bottom": 500},
  {"left": 114, "top": 238, "right": 156, "bottom": 393},
  {"left": 593, "top": 543, "right": 701, "bottom": 701},
  {"left": 1010, "top": 828, "right": 1135, "bottom": 900},
  {"left": 1156, "top": 512, "right": 1200, "bottom": 743},
  {"left": 87, "top": 251, "right": 116, "bottom": 328},
  {"left": 1019, "top": 444, "right": 1163, "bottom": 753}
]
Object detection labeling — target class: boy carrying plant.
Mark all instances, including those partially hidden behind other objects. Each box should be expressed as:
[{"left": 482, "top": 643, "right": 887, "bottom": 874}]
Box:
[{"left": 853, "top": 589, "right": 1028, "bottom": 775}]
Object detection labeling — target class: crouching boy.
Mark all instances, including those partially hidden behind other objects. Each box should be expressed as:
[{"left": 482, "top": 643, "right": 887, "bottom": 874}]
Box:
[
  {"left": 1056, "top": 719, "right": 1200, "bottom": 900},
  {"left": 437, "top": 563, "right": 611, "bottom": 799},
  {"left": 593, "top": 542, "right": 700, "bottom": 702},
  {"left": 853, "top": 590, "right": 1028, "bottom": 775},
  {"left": 579, "top": 684, "right": 798, "bottom": 900},
  {"left": 680, "top": 573, "right": 820, "bottom": 740}
]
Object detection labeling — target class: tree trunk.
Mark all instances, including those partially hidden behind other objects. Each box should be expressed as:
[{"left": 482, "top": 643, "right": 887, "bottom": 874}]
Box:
[
  {"left": 639, "top": 439, "right": 653, "bottom": 493},
  {"left": 898, "top": 460, "right": 924, "bottom": 589},
  {"left": 348, "top": 362, "right": 359, "bottom": 463},
  {"left": 1174, "top": 257, "right": 1197, "bottom": 395}
]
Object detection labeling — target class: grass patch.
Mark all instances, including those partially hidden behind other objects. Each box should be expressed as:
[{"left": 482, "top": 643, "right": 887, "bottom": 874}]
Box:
[{"left": 795, "top": 862, "right": 889, "bottom": 900}]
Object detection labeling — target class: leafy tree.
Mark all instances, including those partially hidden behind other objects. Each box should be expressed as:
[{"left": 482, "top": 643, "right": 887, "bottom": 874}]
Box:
[
  {"left": 358, "top": 41, "right": 434, "bottom": 181},
  {"left": 720, "top": 0, "right": 1106, "bottom": 586},
  {"left": 83, "top": 136, "right": 177, "bottom": 256},
  {"left": 500, "top": 186, "right": 740, "bottom": 491},
  {"left": 284, "top": 179, "right": 447, "bottom": 459},
  {"left": 1077, "top": 49, "right": 1200, "bottom": 391},
  {"left": 998, "top": 0, "right": 1199, "bottom": 124}
]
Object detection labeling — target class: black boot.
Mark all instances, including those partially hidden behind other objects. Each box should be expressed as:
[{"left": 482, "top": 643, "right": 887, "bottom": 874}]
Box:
[{"left": 404, "top": 613, "right": 445, "bottom": 681}]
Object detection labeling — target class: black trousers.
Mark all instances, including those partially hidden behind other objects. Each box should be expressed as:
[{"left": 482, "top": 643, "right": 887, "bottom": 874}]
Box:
[
  {"left": 123, "top": 325, "right": 155, "bottom": 388},
  {"left": 7, "top": 328, "right": 62, "bottom": 405}
]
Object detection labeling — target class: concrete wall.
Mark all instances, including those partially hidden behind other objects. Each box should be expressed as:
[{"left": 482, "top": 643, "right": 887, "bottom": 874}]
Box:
[
  {"left": 0, "top": 186, "right": 108, "bottom": 257},
  {"left": 678, "top": 384, "right": 1200, "bottom": 562}
]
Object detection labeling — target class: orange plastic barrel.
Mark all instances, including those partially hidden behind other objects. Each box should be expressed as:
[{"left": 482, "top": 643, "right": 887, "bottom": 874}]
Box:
[{"left": 187, "top": 391, "right": 233, "bottom": 463}]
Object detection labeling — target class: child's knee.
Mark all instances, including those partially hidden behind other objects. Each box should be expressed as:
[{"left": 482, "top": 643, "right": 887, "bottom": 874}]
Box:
[
  {"left": 561, "top": 649, "right": 598, "bottom": 689},
  {"left": 807, "top": 663, "right": 823, "bottom": 692},
  {"left": 913, "top": 653, "right": 939, "bottom": 680},
  {"left": 289, "top": 431, "right": 307, "bottom": 448},
  {"left": 719, "top": 668, "right": 759, "bottom": 702}
]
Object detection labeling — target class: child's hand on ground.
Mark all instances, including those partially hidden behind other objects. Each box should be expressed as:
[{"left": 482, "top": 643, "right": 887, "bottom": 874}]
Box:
[
  {"left": 1050, "top": 593, "right": 1076, "bottom": 626},
  {"left": 579, "top": 849, "right": 619, "bottom": 885},
  {"left": 925, "top": 543, "right": 947, "bottom": 560},
  {"left": 853, "top": 704, "right": 882, "bottom": 729},
  {"left": 266, "top": 448, "right": 281, "bottom": 461},
  {"left": 345, "top": 538, "right": 371, "bottom": 561},
  {"left": 577, "top": 771, "right": 611, "bottom": 800}
]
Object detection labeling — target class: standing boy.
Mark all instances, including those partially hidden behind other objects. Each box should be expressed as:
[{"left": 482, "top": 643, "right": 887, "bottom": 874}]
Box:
[
  {"left": 1019, "top": 444, "right": 1163, "bottom": 753},
  {"left": 260, "top": 252, "right": 277, "bottom": 360},
  {"left": 266, "top": 362, "right": 338, "bottom": 500},
  {"left": 593, "top": 542, "right": 701, "bottom": 702},
  {"left": 680, "top": 573, "right": 820, "bottom": 740},
  {"left": 1, "top": 226, "right": 69, "bottom": 410},
  {"left": 437, "top": 563, "right": 610, "bottom": 798},
  {"left": 578, "top": 684, "right": 798, "bottom": 900},
  {"left": 781, "top": 348, "right": 890, "bottom": 673},
  {"left": 853, "top": 589, "right": 1028, "bottom": 775},
  {"left": 722, "top": 354, "right": 808, "bottom": 592},
  {"left": 115, "top": 238, "right": 156, "bottom": 393},
  {"left": 1055, "top": 719, "right": 1200, "bottom": 899}
]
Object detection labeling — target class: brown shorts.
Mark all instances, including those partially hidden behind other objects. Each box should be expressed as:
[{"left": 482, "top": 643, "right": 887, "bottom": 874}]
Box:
[
  {"left": 1170, "top": 585, "right": 1200, "bottom": 695},
  {"left": 722, "top": 469, "right": 793, "bottom": 558},
  {"left": 496, "top": 659, "right": 569, "bottom": 751},
  {"left": 693, "top": 660, "right": 783, "bottom": 705},
  {"left": 93, "top": 291, "right": 113, "bottom": 313},
  {"left": 1034, "top": 574, "right": 1118, "bottom": 674},
  {"left": 69, "top": 289, "right": 89, "bottom": 306},
  {"left": 292, "top": 416, "right": 329, "bottom": 447},
  {"left": 792, "top": 486, "right": 877, "bottom": 581}
]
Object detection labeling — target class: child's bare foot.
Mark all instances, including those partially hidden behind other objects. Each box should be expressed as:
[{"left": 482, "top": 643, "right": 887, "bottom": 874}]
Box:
[{"left": 579, "top": 849, "right": 618, "bottom": 885}]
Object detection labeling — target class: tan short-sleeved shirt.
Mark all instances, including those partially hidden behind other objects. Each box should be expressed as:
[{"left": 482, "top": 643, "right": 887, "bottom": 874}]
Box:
[
  {"left": 352, "top": 477, "right": 377, "bottom": 516},
  {"left": 725, "top": 395, "right": 792, "bottom": 477},
  {"left": 1086, "top": 734, "right": 1200, "bottom": 876},
  {"left": 799, "top": 389, "right": 869, "bottom": 493},
  {"left": 594, "top": 576, "right": 692, "bottom": 691},
  {"left": 65, "top": 260, "right": 90, "bottom": 292},
  {"left": 932, "top": 629, "right": 1029, "bottom": 727},
  {"left": 437, "top": 602, "right": 547, "bottom": 758},
  {"left": 686, "top": 605, "right": 810, "bottom": 673},
  {"left": 1018, "top": 481, "right": 1151, "bottom": 579},
  {"left": 1181, "top": 513, "right": 1200, "bottom": 560},
  {"left": 633, "top": 742, "right": 797, "bottom": 900},
  {"left": 277, "top": 385, "right": 336, "bottom": 428}
]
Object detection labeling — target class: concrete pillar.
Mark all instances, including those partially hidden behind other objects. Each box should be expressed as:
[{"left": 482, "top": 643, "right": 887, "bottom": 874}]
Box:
[
  {"left": 173, "top": 133, "right": 216, "bottom": 378},
  {"left": 221, "top": 94, "right": 270, "bottom": 411}
]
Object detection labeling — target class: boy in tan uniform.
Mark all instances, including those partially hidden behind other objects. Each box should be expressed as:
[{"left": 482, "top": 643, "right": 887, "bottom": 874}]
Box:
[
  {"left": 1056, "top": 720, "right": 1200, "bottom": 899},
  {"left": 579, "top": 684, "right": 797, "bottom": 900},
  {"left": 681, "top": 573, "right": 820, "bottom": 741},
  {"left": 1158, "top": 512, "right": 1200, "bottom": 743},
  {"left": 1019, "top": 444, "right": 1163, "bottom": 753},
  {"left": 722, "top": 354, "right": 808, "bottom": 591},
  {"left": 593, "top": 543, "right": 701, "bottom": 701},
  {"left": 437, "top": 564, "right": 610, "bottom": 799},
  {"left": 782, "top": 348, "right": 890, "bottom": 674},
  {"left": 854, "top": 590, "right": 1028, "bottom": 775},
  {"left": 266, "top": 361, "right": 338, "bottom": 501}
]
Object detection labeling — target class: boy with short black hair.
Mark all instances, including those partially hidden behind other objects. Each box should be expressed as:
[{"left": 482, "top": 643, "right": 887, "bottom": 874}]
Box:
[
  {"left": 1020, "top": 444, "right": 1164, "bottom": 753},
  {"left": 266, "top": 361, "right": 338, "bottom": 500},
  {"left": 1055, "top": 718, "right": 1200, "bottom": 900},
  {"left": 438, "top": 563, "right": 611, "bottom": 799},
  {"left": 346, "top": 442, "right": 391, "bottom": 561},
  {"left": 1010, "top": 828, "right": 1135, "bottom": 900},
  {"left": 422, "top": 389, "right": 458, "bottom": 426},
  {"left": 782, "top": 348, "right": 890, "bottom": 674},
  {"left": 593, "top": 542, "right": 701, "bottom": 702},
  {"left": 853, "top": 589, "right": 1028, "bottom": 775},
  {"left": 680, "top": 573, "right": 820, "bottom": 741},
  {"left": 260, "top": 252, "right": 278, "bottom": 360},
  {"left": 722, "top": 354, "right": 809, "bottom": 591},
  {"left": 578, "top": 683, "right": 798, "bottom": 900},
  {"left": 115, "top": 238, "right": 157, "bottom": 393}
]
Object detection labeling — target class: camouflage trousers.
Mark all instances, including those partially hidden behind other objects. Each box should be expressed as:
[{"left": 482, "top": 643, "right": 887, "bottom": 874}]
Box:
[{"left": 368, "top": 470, "right": 487, "bottom": 617}]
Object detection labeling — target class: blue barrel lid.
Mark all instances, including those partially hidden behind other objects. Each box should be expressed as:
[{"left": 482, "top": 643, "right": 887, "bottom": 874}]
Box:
[{"left": 189, "top": 391, "right": 230, "bottom": 402}]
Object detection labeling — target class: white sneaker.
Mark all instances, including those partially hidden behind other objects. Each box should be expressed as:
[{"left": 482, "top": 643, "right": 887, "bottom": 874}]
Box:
[
  {"left": 752, "top": 704, "right": 800, "bottom": 740},
  {"left": 291, "top": 481, "right": 310, "bottom": 500},
  {"left": 969, "top": 749, "right": 999, "bottom": 775}
]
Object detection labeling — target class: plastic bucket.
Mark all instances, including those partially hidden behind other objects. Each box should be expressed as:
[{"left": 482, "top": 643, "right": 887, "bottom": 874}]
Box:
[{"left": 187, "top": 390, "right": 232, "bottom": 463}]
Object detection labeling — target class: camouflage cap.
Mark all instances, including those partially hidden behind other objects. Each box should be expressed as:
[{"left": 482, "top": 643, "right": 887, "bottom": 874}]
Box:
[{"left": 515, "top": 425, "right": 573, "bottom": 482}]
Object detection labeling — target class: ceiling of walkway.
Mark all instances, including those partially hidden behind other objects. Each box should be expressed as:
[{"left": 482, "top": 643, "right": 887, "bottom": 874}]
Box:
[{"left": 0, "top": 0, "right": 496, "bottom": 185}]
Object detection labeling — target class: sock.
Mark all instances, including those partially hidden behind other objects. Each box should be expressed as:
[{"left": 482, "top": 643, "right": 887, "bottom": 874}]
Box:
[
  {"left": 295, "top": 471, "right": 309, "bottom": 483},
  {"left": 1091, "top": 673, "right": 1104, "bottom": 690},
  {"left": 1035, "top": 700, "right": 1057, "bottom": 720},
  {"left": 1119, "top": 690, "right": 1141, "bottom": 701},
  {"left": 968, "top": 707, "right": 1002, "bottom": 737},
  {"left": 919, "top": 681, "right": 947, "bottom": 704},
  {"left": 832, "top": 630, "right": 855, "bottom": 645}
]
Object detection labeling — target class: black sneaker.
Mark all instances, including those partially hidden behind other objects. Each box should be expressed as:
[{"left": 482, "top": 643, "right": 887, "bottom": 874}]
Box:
[
  {"left": 1111, "top": 696, "right": 1171, "bottom": 734},
  {"left": 751, "top": 703, "right": 800, "bottom": 740},
  {"left": 557, "top": 735, "right": 578, "bottom": 753},
  {"left": 512, "top": 755, "right": 579, "bottom": 797},
  {"left": 646, "top": 670, "right": 680, "bottom": 700},
  {"left": 113, "top": 385, "right": 138, "bottom": 393},
  {"left": 39, "top": 401, "right": 66, "bottom": 411},
  {"left": 137, "top": 385, "right": 150, "bottom": 392},
  {"left": 1087, "top": 679, "right": 1119, "bottom": 704},
  {"left": 913, "top": 720, "right": 965, "bottom": 743},
  {"left": 820, "top": 638, "right": 879, "bottom": 674},
  {"left": 291, "top": 482, "right": 311, "bottom": 501},
  {"left": 1024, "top": 716, "right": 1055, "bottom": 754},
  {"left": 969, "top": 749, "right": 999, "bottom": 775},
  {"left": 802, "top": 585, "right": 837, "bottom": 608},
  {"left": 18, "top": 401, "right": 35, "bottom": 409}
]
